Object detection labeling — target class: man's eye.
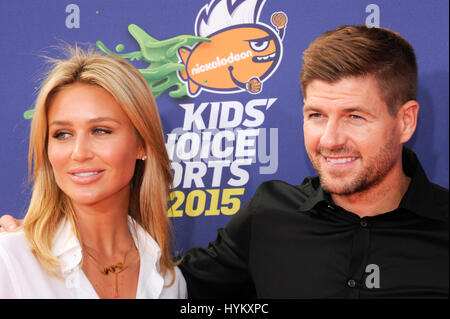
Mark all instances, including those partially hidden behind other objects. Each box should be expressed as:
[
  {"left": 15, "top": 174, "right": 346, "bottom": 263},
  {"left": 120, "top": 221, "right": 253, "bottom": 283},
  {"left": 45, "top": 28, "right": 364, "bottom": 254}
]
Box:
[
  {"left": 309, "top": 113, "right": 323, "bottom": 119},
  {"left": 349, "top": 114, "right": 364, "bottom": 120}
]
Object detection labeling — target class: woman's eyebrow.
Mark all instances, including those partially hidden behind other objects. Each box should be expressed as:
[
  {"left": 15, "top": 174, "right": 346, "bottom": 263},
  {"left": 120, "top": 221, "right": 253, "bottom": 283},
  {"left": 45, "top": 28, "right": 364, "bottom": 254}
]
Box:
[{"left": 48, "top": 117, "right": 121, "bottom": 127}]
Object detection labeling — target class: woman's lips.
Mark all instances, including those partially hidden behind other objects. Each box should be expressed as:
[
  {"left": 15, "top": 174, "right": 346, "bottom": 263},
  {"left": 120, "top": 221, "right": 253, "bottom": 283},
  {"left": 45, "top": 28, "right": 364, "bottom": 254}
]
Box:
[{"left": 68, "top": 169, "right": 105, "bottom": 184}]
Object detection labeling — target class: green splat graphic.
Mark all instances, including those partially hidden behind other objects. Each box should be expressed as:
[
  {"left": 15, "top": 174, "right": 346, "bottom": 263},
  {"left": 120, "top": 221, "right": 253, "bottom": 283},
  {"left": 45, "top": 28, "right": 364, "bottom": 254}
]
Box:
[
  {"left": 23, "top": 109, "right": 34, "bottom": 119},
  {"left": 23, "top": 88, "right": 38, "bottom": 119},
  {"left": 22, "top": 24, "right": 207, "bottom": 119},
  {"left": 115, "top": 44, "right": 125, "bottom": 52},
  {"left": 96, "top": 24, "right": 210, "bottom": 98}
]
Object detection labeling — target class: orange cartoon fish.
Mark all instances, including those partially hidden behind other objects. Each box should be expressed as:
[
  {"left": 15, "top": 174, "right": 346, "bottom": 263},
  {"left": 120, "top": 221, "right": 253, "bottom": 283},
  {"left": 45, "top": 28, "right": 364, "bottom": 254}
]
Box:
[{"left": 178, "top": 5, "right": 287, "bottom": 97}]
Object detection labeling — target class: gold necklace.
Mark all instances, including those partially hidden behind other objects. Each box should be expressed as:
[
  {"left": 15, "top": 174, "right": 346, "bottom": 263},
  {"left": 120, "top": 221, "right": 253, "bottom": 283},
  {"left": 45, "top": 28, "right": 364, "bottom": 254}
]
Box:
[{"left": 83, "top": 243, "right": 138, "bottom": 298}]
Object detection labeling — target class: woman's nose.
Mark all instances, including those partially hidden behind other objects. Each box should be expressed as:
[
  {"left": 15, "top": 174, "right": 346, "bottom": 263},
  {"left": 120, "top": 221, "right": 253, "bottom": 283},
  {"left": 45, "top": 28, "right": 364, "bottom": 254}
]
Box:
[{"left": 71, "top": 134, "right": 94, "bottom": 162}]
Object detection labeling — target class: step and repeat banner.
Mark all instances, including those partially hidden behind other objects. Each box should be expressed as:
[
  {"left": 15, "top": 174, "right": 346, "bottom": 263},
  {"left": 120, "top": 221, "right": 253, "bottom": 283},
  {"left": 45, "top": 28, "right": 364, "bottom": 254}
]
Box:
[{"left": 0, "top": 0, "right": 448, "bottom": 253}]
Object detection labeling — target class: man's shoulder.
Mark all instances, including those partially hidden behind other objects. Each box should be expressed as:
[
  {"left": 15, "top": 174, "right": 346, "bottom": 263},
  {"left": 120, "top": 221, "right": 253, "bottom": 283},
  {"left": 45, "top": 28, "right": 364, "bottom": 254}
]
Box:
[
  {"left": 429, "top": 182, "right": 449, "bottom": 220},
  {"left": 430, "top": 181, "right": 449, "bottom": 197},
  {"left": 226, "top": 177, "right": 322, "bottom": 228},
  {"left": 252, "top": 177, "right": 321, "bottom": 208},
  {"left": 257, "top": 177, "right": 318, "bottom": 194}
]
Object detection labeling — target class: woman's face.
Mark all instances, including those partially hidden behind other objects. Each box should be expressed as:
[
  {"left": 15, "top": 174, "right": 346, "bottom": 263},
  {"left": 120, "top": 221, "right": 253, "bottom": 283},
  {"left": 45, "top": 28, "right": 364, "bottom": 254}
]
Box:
[{"left": 47, "top": 82, "right": 142, "bottom": 207}]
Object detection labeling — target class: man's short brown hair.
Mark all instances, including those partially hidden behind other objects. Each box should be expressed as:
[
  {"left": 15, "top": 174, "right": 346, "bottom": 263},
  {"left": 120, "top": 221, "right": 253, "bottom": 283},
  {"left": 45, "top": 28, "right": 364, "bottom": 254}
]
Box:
[{"left": 300, "top": 25, "right": 418, "bottom": 115}]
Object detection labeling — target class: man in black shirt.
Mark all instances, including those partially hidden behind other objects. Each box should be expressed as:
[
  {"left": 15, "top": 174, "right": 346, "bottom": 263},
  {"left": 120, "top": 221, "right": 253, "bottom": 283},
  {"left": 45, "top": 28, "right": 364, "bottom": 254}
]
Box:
[
  {"left": 179, "top": 25, "right": 448, "bottom": 298},
  {"left": 181, "top": 148, "right": 448, "bottom": 298}
]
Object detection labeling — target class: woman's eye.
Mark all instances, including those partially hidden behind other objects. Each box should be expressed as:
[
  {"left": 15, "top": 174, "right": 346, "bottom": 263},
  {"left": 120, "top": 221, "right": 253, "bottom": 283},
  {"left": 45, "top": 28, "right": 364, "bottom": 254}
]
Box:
[
  {"left": 52, "top": 131, "right": 71, "bottom": 140},
  {"left": 93, "top": 128, "right": 112, "bottom": 135},
  {"left": 309, "top": 113, "right": 323, "bottom": 119}
]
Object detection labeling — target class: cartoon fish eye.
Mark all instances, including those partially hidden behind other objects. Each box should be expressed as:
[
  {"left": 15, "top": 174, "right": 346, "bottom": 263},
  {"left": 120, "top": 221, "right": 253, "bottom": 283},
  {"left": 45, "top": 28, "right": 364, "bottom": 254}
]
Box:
[{"left": 249, "top": 39, "right": 270, "bottom": 52}]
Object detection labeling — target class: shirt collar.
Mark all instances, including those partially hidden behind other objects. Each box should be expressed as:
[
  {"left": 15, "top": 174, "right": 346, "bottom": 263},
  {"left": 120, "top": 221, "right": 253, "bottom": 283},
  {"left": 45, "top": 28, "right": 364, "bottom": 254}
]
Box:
[
  {"left": 399, "top": 147, "right": 447, "bottom": 221},
  {"left": 296, "top": 176, "right": 330, "bottom": 212},
  {"left": 52, "top": 219, "right": 82, "bottom": 275},
  {"left": 128, "top": 218, "right": 165, "bottom": 298},
  {"left": 296, "top": 147, "right": 446, "bottom": 221}
]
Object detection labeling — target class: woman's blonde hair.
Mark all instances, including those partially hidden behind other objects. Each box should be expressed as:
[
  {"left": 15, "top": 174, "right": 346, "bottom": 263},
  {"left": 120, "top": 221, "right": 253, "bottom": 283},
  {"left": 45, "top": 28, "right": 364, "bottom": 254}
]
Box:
[{"left": 23, "top": 45, "right": 177, "bottom": 281}]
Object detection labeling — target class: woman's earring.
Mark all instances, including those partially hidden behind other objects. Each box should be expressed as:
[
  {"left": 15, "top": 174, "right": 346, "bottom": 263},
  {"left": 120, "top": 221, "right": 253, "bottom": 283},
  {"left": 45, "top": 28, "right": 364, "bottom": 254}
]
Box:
[{"left": 141, "top": 155, "right": 148, "bottom": 161}]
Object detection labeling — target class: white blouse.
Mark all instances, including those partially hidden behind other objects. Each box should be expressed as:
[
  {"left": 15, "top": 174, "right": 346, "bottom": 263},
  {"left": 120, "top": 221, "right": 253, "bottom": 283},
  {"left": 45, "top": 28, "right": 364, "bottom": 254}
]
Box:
[{"left": 0, "top": 218, "right": 187, "bottom": 299}]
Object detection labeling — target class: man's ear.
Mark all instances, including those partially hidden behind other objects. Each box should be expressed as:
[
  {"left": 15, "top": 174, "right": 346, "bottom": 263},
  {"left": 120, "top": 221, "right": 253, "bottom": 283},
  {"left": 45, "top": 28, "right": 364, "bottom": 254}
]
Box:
[{"left": 397, "top": 100, "right": 419, "bottom": 144}]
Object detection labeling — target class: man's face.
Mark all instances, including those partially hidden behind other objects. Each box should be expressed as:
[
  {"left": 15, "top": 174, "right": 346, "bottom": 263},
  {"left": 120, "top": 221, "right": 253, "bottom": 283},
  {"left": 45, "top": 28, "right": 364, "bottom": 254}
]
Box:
[{"left": 302, "top": 75, "right": 403, "bottom": 195}]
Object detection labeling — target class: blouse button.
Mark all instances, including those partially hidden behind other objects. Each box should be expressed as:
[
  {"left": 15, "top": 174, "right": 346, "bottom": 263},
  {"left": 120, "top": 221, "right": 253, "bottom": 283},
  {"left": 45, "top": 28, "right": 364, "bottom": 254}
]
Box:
[
  {"left": 73, "top": 250, "right": 82, "bottom": 261},
  {"left": 65, "top": 273, "right": 80, "bottom": 289}
]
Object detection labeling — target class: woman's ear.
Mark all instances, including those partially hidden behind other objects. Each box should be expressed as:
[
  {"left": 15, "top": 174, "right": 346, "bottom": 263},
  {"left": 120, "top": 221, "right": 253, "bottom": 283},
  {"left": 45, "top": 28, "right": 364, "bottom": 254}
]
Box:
[{"left": 136, "top": 145, "right": 147, "bottom": 161}]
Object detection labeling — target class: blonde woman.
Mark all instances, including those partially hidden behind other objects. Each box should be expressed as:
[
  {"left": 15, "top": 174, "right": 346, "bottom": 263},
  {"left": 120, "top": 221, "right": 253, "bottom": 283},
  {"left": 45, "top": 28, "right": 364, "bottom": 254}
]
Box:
[{"left": 0, "top": 46, "right": 186, "bottom": 298}]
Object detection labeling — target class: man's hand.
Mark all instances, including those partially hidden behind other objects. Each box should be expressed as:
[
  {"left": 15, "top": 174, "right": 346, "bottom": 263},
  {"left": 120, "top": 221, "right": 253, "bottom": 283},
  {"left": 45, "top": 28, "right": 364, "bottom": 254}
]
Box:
[{"left": 0, "top": 214, "right": 22, "bottom": 232}]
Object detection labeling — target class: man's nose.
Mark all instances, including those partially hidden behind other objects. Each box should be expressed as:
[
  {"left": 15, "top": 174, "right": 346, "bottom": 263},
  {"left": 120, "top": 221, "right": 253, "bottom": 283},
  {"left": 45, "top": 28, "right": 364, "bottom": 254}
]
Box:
[
  {"left": 319, "top": 119, "right": 347, "bottom": 150},
  {"left": 71, "top": 133, "right": 94, "bottom": 162}
]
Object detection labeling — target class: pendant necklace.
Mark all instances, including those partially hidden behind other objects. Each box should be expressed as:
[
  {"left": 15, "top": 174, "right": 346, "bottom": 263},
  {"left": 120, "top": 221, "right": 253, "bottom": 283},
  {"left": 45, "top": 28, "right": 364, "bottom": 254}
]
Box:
[{"left": 83, "top": 243, "right": 138, "bottom": 298}]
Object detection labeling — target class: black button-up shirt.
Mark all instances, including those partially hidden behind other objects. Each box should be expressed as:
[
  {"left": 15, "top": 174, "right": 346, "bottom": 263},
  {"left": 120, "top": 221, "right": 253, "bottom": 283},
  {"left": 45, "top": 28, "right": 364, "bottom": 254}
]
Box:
[{"left": 180, "top": 148, "right": 449, "bottom": 298}]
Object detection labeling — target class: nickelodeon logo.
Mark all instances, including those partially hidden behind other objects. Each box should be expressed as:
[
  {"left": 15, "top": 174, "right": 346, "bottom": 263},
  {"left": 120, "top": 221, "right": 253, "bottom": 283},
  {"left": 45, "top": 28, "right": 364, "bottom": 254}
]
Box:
[
  {"left": 190, "top": 50, "right": 255, "bottom": 75},
  {"left": 178, "top": 0, "right": 287, "bottom": 97}
]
